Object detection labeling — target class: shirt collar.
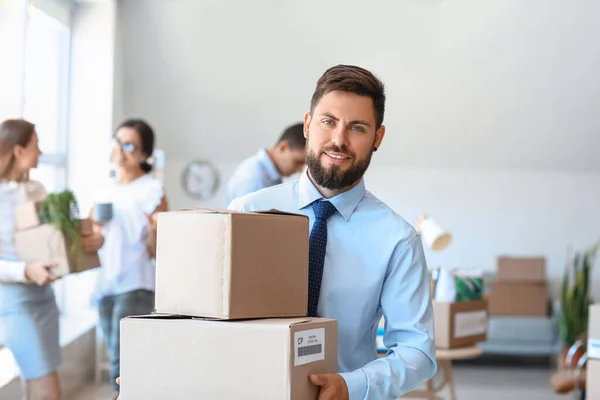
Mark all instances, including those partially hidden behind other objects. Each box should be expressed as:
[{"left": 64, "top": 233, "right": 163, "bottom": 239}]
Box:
[
  {"left": 257, "top": 148, "right": 282, "bottom": 182},
  {"left": 297, "top": 170, "right": 366, "bottom": 222}
]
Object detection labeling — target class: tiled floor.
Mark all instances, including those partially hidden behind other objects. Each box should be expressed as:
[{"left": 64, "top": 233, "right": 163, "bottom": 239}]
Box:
[{"left": 68, "top": 361, "right": 567, "bottom": 400}]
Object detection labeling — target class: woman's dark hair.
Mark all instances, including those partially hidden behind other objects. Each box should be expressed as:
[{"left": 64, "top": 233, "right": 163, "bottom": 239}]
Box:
[{"left": 116, "top": 119, "right": 155, "bottom": 173}]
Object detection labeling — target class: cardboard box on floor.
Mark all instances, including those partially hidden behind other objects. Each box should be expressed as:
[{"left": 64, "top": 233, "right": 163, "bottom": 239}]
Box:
[
  {"left": 588, "top": 304, "right": 600, "bottom": 359},
  {"left": 434, "top": 300, "right": 488, "bottom": 349},
  {"left": 497, "top": 256, "right": 545, "bottom": 282},
  {"left": 120, "top": 316, "right": 338, "bottom": 400},
  {"left": 155, "top": 208, "right": 309, "bottom": 319},
  {"left": 487, "top": 282, "right": 548, "bottom": 316},
  {"left": 14, "top": 219, "right": 100, "bottom": 277}
]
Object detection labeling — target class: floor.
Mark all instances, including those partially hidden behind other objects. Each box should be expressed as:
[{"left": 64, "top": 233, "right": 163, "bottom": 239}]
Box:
[{"left": 68, "top": 362, "right": 568, "bottom": 400}]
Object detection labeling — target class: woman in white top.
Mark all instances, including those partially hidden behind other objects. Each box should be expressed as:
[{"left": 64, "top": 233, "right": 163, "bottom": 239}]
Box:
[
  {"left": 0, "top": 119, "right": 104, "bottom": 400},
  {"left": 91, "top": 119, "right": 167, "bottom": 397}
]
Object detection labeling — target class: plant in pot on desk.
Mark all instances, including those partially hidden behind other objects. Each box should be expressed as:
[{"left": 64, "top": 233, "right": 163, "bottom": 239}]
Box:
[{"left": 558, "top": 240, "right": 600, "bottom": 368}]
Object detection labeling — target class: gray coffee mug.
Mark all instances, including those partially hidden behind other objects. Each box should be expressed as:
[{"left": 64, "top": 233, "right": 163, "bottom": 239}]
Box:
[{"left": 94, "top": 202, "right": 114, "bottom": 222}]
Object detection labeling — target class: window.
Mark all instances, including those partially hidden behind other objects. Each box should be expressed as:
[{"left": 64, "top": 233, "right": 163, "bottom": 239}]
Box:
[{"left": 23, "top": 3, "right": 70, "bottom": 192}]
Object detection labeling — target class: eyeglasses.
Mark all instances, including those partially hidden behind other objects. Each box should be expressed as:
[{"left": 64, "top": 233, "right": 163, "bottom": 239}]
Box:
[{"left": 112, "top": 138, "right": 138, "bottom": 153}]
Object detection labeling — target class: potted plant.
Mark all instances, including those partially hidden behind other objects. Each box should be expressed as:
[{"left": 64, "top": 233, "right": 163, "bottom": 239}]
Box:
[
  {"left": 40, "top": 189, "right": 84, "bottom": 260},
  {"left": 557, "top": 240, "right": 600, "bottom": 367}
]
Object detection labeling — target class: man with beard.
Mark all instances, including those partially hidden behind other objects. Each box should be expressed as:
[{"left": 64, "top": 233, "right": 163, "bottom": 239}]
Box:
[{"left": 228, "top": 65, "right": 436, "bottom": 400}]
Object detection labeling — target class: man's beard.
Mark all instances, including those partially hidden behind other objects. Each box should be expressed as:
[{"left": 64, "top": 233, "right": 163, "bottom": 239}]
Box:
[{"left": 306, "top": 145, "right": 373, "bottom": 190}]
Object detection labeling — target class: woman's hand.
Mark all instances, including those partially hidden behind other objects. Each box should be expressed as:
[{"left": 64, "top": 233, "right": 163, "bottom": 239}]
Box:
[
  {"left": 25, "top": 262, "right": 57, "bottom": 286},
  {"left": 146, "top": 213, "right": 159, "bottom": 258},
  {"left": 80, "top": 231, "right": 105, "bottom": 253}
]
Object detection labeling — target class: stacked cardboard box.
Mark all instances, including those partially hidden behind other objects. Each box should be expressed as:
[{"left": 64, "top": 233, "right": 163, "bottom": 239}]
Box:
[
  {"left": 488, "top": 257, "right": 549, "bottom": 316},
  {"left": 120, "top": 209, "right": 338, "bottom": 399},
  {"left": 433, "top": 300, "right": 488, "bottom": 349},
  {"left": 587, "top": 304, "right": 600, "bottom": 398},
  {"left": 13, "top": 200, "right": 100, "bottom": 277}
]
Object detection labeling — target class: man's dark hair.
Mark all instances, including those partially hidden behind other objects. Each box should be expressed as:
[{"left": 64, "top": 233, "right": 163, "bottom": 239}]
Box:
[
  {"left": 277, "top": 122, "right": 306, "bottom": 150},
  {"left": 310, "top": 65, "right": 386, "bottom": 129}
]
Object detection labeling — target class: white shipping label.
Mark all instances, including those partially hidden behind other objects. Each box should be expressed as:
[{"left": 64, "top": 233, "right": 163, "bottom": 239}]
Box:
[
  {"left": 294, "top": 328, "right": 325, "bottom": 366},
  {"left": 454, "top": 310, "right": 487, "bottom": 338},
  {"left": 588, "top": 339, "right": 600, "bottom": 359}
]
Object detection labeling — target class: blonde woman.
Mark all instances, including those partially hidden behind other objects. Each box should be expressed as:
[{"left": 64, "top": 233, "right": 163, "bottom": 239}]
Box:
[{"left": 0, "top": 119, "right": 104, "bottom": 400}]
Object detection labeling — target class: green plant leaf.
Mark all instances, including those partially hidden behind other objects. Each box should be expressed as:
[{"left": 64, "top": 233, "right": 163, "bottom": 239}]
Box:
[{"left": 41, "top": 190, "right": 82, "bottom": 259}]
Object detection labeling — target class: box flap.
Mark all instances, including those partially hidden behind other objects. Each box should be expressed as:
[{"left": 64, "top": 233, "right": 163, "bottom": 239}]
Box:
[
  {"left": 253, "top": 209, "right": 309, "bottom": 218},
  {"left": 193, "top": 206, "right": 235, "bottom": 214},
  {"left": 183, "top": 207, "right": 309, "bottom": 219}
]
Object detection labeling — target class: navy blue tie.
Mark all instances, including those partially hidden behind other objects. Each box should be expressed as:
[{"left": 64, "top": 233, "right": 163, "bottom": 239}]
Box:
[{"left": 308, "top": 200, "right": 337, "bottom": 317}]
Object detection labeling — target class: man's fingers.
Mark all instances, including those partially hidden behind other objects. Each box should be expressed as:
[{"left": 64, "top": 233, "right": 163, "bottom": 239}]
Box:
[
  {"left": 316, "top": 384, "right": 337, "bottom": 400},
  {"left": 309, "top": 373, "right": 326, "bottom": 387},
  {"left": 116, "top": 377, "right": 121, "bottom": 385}
]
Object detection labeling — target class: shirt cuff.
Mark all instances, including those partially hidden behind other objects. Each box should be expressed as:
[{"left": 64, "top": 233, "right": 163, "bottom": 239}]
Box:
[
  {"left": 0, "top": 260, "right": 28, "bottom": 283},
  {"left": 339, "top": 369, "right": 368, "bottom": 400}
]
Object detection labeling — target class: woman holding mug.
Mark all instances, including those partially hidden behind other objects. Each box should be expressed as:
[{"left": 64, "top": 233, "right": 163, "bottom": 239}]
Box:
[
  {"left": 0, "top": 119, "right": 104, "bottom": 400},
  {"left": 91, "top": 119, "right": 167, "bottom": 397}
]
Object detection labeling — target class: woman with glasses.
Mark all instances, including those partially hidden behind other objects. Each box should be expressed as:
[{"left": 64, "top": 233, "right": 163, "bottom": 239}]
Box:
[
  {"left": 0, "top": 119, "right": 104, "bottom": 400},
  {"left": 90, "top": 119, "right": 168, "bottom": 398}
]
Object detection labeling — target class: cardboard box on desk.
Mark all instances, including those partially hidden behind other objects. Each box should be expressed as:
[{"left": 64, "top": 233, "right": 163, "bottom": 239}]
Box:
[
  {"left": 14, "top": 219, "right": 100, "bottom": 277},
  {"left": 588, "top": 304, "right": 600, "bottom": 359},
  {"left": 434, "top": 300, "right": 488, "bottom": 349},
  {"left": 497, "top": 256, "right": 545, "bottom": 282},
  {"left": 487, "top": 282, "right": 548, "bottom": 316},
  {"left": 120, "top": 315, "right": 338, "bottom": 400},
  {"left": 155, "top": 208, "right": 309, "bottom": 319}
]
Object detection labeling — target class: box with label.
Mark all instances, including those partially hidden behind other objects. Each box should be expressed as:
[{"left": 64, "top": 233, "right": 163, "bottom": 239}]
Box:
[
  {"left": 120, "top": 316, "right": 337, "bottom": 400},
  {"left": 588, "top": 303, "right": 600, "bottom": 360},
  {"left": 487, "top": 282, "right": 548, "bottom": 316},
  {"left": 433, "top": 300, "right": 488, "bottom": 349},
  {"left": 155, "top": 208, "right": 309, "bottom": 319},
  {"left": 497, "top": 256, "right": 545, "bottom": 282},
  {"left": 14, "top": 220, "right": 100, "bottom": 277}
]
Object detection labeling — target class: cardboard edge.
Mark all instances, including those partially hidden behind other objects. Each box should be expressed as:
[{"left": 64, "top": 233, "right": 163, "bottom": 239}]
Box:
[
  {"left": 222, "top": 216, "right": 233, "bottom": 319},
  {"left": 123, "top": 313, "right": 194, "bottom": 320},
  {"left": 186, "top": 206, "right": 310, "bottom": 219},
  {"left": 252, "top": 209, "right": 310, "bottom": 219}
]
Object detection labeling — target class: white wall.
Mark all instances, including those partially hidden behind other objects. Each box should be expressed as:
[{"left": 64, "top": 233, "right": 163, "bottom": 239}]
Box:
[
  {"left": 68, "top": 0, "right": 116, "bottom": 213},
  {"left": 113, "top": 0, "right": 600, "bottom": 296}
]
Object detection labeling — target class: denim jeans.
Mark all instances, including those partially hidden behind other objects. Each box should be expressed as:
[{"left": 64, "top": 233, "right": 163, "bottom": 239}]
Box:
[{"left": 99, "top": 289, "right": 154, "bottom": 392}]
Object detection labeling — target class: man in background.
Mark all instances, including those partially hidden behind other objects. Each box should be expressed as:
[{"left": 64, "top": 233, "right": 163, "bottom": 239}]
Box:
[{"left": 225, "top": 123, "right": 306, "bottom": 204}]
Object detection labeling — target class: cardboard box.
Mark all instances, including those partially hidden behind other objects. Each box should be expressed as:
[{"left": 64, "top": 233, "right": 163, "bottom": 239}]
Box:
[
  {"left": 120, "top": 316, "right": 338, "bottom": 400},
  {"left": 588, "top": 304, "right": 600, "bottom": 359},
  {"left": 14, "top": 200, "right": 45, "bottom": 230},
  {"left": 14, "top": 220, "right": 100, "bottom": 277},
  {"left": 434, "top": 300, "right": 488, "bottom": 349},
  {"left": 497, "top": 256, "right": 545, "bottom": 282},
  {"left": 155, "top": 208, "right": 309, "bottom": 319},
  {"left": 487, "top": 282, "right": 548, "bottom": 316},
  {"left": 587, "top": 359, "right": 600, "bottom": 399}
]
